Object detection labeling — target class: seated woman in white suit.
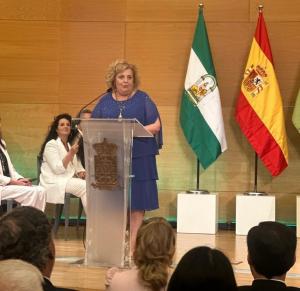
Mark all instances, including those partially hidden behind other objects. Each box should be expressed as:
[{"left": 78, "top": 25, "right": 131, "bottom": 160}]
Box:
[
  {"left": 39, "top": 113, "right": 87, "bottom": 212},
  {"left": 0, "top": 119, "right": 46, "bottom": 211}
]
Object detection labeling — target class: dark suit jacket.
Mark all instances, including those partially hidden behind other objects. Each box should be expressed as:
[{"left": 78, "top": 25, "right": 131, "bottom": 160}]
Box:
[
  {"left": 43, "top": 277, "right": 78, "bottom": 291},
  {"left": 238, "top": 279, "right": 300, "bottom": 291}
]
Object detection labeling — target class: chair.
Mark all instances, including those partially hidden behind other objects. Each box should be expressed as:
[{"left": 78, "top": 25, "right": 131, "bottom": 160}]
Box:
[
  {"left": 37, "top": 156, "right": 84, "bottom": 240},
  {"left": 1, "top": 198, "right": 20, "bottom": 213}
]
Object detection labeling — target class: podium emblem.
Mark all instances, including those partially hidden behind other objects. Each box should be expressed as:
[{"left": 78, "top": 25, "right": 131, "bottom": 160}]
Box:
[{"left": 92, "top": 138, "right": 119, "bottom": 190}]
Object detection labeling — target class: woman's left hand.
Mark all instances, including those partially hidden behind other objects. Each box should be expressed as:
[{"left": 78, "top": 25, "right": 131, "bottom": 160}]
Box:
[
  {"left": 18, "top": 178, "right": 32, "bottom": 186},
  {"left": 77, "top": 171, "right": 86, "bottom": 180}
]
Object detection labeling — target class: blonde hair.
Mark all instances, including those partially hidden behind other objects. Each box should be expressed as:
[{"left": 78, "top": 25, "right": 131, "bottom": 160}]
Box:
[
  {"left": 105, "top": 59, "right": 140, "bottom": 91},
  {"left": 134, "top": 217, "right": 176, "bottom": 291},
  {"left": 0, "top": 259, "right": 44, "bottom": 291}
]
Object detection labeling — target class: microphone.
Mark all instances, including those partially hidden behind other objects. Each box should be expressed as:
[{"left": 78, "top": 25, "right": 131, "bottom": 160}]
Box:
[
  {"left": 72, "top": 88, "right": 112, "bottom": 130},
  {"left": 70, "top": 127, "right": 83, "bottom": 146},
  {"left": 78, "top": 88, "right": 112, "bottom": 115}
]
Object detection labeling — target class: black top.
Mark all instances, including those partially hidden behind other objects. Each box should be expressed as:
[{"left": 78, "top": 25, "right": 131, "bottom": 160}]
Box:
[
  {"left": 238, "top": 279, "right": 300, "bottom": 291},
  {"left": 43, "top": 277, "right": 78, "bottom": 291},
  {"left": 0, "top": 147, "right": 10, "bottom": 177}
]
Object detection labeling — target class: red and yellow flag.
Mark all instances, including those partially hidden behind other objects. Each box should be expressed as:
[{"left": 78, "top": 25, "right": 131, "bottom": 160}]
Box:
[{"left": 235, "top": 11, "right": 288, "bottom": 176}]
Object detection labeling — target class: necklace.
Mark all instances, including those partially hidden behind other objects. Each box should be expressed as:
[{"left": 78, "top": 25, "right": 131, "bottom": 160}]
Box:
[{"left": 115, "top": 93, "right": 130, "bottom": 119}]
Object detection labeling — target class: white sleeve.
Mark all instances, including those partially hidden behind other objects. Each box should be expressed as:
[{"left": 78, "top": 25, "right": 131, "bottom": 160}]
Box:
[{"left": 43, "top": 140, "right": 66, "bottom": 175}]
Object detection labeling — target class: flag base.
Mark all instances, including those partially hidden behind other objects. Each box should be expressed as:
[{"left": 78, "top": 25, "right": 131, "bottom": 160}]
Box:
[
  {"left": 243, "top": 191, "right": 268, "bottom": 196},
  {"left": 186, "top": 189, "right": 210, "bottom": 194}
]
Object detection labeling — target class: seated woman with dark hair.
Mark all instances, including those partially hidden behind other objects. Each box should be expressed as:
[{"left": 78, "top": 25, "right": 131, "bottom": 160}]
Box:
[
  {"left": 167, "top": 246, "right": 237, "bottom": 291},
  {"left": 39, "top": 113, "right": 86, "bottom": 211},
  {"left": 105, "top": 217, "right": 176, "bottom": 291}
]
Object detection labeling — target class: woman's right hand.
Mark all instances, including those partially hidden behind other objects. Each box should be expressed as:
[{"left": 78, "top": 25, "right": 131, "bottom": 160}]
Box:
[
  {"left": 70, "top": 144, "right": 79, "bottom": 155},
  {"left": 62, "top": 143, "right": 79, "bottom": 169}
]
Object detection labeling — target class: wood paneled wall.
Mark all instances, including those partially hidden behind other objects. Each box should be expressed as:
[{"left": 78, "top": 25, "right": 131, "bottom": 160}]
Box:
[{"left": 0, "top": 0, "right": 299, "bottom": 222}]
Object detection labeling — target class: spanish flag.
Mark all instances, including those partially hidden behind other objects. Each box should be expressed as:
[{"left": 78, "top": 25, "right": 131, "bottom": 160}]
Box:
[{"left": 235, "top": 10, "right": 288, "bottom": 176}]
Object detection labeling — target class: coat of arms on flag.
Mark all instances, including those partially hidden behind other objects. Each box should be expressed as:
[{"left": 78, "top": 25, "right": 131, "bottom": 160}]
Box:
[
  {"left": 187, "top": 74, "right": 217, "bottom": 105},
  {"left": 243, "top": 65, "right": 269, "bottom": 97}
]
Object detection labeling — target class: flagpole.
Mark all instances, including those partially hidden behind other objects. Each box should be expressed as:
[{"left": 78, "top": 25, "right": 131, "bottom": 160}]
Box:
[
  {"left": 254, "top": 153, "right": 258, "bottom": 192},
  {"left": 196, "top": 159, "right": 200, "bottom": 190},
  {"left": 252, "top": 4, "right": 262, "bottom": 195},
  {"left": 194, "top": 3, "right": 208, "bottom": 195}
]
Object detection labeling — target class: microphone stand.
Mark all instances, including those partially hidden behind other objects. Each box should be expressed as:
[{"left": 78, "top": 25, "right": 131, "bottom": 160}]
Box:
[
  {"left": 71, "top": 88, "right": 112, "bottom": 140},
  {"left": 78, "top": 88, "right": 112, "bottom": 115}
]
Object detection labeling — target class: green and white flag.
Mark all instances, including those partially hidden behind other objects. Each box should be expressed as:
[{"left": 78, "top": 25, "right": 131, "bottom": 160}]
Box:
[
  {"left": 292, "top": 89, "right": 300, "bottom": 133},
  {"left": 180, "top": 7, "right": 227, "bottom": 169}
]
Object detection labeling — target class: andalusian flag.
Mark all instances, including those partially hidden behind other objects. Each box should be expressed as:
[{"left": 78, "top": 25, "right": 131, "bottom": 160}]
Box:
[
  {"left": 180, "top": 6, "right": 227, "bottom": 169},
  {"left": 292, "top": 89, "right": 300, "bottom": 132},
  {"left": 235, "top": 10, "right": 288, "bottom": 176}
]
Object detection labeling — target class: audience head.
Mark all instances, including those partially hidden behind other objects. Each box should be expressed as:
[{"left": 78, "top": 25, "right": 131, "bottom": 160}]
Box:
[
  {"left": 78, "top": 108, "right": 92, "bottom": 119},
  {"left": 39, "top": 113, "right": 72, "bottom": 156},
  {"left": 0, "top": 206, "right": 54, "bottom": 278},
  {"left": 247, "top": 221, "right": 296, "bottom": 279},
  {"left": 133, "top": 217, "right": 176, "bottom": 291},
  {"left": 167, "top": 246, "right": 237, "bottom": 291},
  {"left": 76, "top": 108, "right": 92, "bottom": 132},
  {"left": 106, "top": 59, "right": 140, "bottom": 92},
  {"left": 0, "top": 259, "right": 44, "bottom": 291}
]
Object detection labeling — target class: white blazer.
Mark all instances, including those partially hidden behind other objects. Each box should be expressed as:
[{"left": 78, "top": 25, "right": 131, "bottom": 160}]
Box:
[
  {"left": 39, "top": 137, "right": 84, "bottom": 204},
  {"left": 0, "top": 140, "right": 23, "bottom": 201}
]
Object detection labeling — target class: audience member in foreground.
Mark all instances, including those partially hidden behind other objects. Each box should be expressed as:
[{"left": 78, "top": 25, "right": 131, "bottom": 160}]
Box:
[
  {"left": 0, "top": 206, "right": 77, "bottom": 291},
  {"left": 238, "top": 221, "right": 299, "bottom": 290},
  {"left": 167, "top": 246, "right": 237, "bottom": 291},
  {"left": 0, "top": 117, "right": 46, "bottom": 211},
  {"left": 105, "top": 217, "right": 176, "bottom": 291},
  {"left": 0, "top": 259, "right": 44, "bottom": 291}
]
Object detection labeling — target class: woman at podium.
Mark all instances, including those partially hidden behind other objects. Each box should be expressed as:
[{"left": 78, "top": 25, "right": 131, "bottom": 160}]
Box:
[{"left": 92, "top": 60, "right": 162, "bottom": 252}]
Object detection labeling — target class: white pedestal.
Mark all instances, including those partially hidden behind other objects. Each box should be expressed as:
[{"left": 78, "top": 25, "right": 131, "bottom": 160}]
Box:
[
  {"left": 177, "top": 193, "right": 218, "bottom": 234},
  {"left": 296, "top": 196, "right": 300, "bottom": 237},
  {"left": 236, "top": 194, "right": 275, "bottom": 235}
]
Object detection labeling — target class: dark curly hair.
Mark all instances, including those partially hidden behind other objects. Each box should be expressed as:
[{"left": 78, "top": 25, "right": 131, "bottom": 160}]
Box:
[
  {"left": 0, "top": 206, "right": 53, "bottom": 272},
  {"left": 39, "top": 113, "right": 72, "bottom": 157}
]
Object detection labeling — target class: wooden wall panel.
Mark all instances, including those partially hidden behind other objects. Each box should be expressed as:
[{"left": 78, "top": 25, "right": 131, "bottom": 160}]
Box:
[
  {"left": 126, "top": 22, "right": 194, "bottom": 106},
  {"left": 250, "top": 0, "right": 300, "bottom": 22},
  {"left": 0, "top": 21, "right": 59, "bottom": 103},
  {"left": 61, "top": 0, "right": 125, "bottom": 21},
  {"left": 127, "top": 0, "right": 249, "bottom": 22},
  {"left": 0, "top": 0, "right": 60, "bottom": 20},
  {"left": 60, "top": 22, "right": 125, "bottom": 104}
]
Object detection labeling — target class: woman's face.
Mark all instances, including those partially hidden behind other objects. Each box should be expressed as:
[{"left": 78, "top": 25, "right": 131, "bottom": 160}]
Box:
[
  {"left": 56, "top": 118, "right": 71, "bottom": 138},
  {"left": 115, "top": 68, "right": 134, "bottom": 97}
]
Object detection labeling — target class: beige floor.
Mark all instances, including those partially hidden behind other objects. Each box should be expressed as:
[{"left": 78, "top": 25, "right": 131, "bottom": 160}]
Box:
[{"left": 51, "top": 227, "right": 300, "bottom": 291}]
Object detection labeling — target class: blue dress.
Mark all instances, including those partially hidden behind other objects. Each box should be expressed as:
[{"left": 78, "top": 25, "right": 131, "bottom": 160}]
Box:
[{"left": 92, "top": 90, "right": 162, "bottom": 211}]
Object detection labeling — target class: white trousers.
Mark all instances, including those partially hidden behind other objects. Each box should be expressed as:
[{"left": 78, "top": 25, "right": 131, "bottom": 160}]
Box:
[
  {"left": 65, "top": 178, "right": 87, "bottom": 213},
  {"left": 0, "top": 185, "right": 46, "bottom": 211}
]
